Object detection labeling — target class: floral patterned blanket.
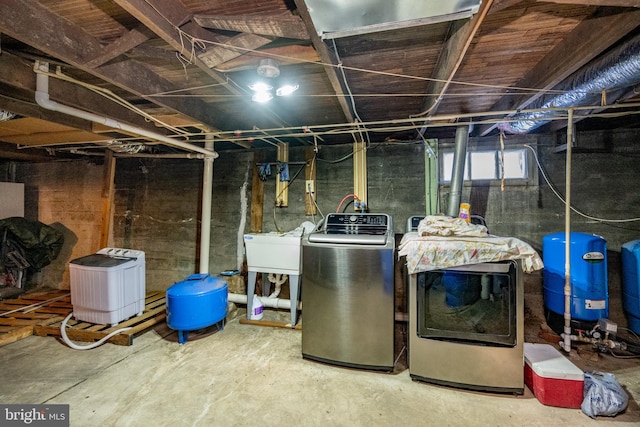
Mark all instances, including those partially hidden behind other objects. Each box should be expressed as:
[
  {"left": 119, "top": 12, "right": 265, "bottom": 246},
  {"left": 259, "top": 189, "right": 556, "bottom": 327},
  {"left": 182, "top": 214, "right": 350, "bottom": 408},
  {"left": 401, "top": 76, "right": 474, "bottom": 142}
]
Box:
[{"left": 399, "top": 232, "right": 544, "bottom": 274}]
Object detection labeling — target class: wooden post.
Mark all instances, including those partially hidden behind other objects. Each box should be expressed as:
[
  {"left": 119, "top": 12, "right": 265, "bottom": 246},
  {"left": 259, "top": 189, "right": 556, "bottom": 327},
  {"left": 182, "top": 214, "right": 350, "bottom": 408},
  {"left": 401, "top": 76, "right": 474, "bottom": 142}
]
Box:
[
  {"left": 250, "top": 151, "right": 265, "bottom": 233},
  {"left": 304, "top": 146, "right": 316, "bottom": 215}
]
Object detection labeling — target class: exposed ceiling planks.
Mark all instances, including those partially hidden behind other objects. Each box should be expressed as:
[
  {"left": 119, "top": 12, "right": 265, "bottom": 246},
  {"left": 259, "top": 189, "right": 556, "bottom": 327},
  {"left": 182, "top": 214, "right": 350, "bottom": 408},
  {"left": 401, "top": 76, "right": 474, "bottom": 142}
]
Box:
[{"left": 0, "top": 0, "right": 637, "bottom": 159}]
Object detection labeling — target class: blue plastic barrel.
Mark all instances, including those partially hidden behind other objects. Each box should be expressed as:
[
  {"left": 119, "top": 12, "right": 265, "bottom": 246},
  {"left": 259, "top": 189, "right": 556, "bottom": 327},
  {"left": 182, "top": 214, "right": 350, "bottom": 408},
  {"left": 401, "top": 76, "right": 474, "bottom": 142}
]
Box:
[
  {"left": 542, "top": 232, "right": 608, "bottom": 322},
  {"left": 622, "top": 240, "right": 640, "bottom": 334},
  {"left": 443, "top": 271, "right": 481, "bottom": 307},
  {"left": 166, "top": 274, "right": 228, "bottom": 344}
]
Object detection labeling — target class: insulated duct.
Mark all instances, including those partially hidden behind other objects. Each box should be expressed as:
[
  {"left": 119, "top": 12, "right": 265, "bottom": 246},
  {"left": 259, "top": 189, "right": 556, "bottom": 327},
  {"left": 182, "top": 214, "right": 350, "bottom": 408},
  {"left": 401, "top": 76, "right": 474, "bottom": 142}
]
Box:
[
  {"left": 447, "top": 124, "right": 469, "bottom": 218},
  {"left": 499, "top": 37, "right": 640, "bottom": 134}
]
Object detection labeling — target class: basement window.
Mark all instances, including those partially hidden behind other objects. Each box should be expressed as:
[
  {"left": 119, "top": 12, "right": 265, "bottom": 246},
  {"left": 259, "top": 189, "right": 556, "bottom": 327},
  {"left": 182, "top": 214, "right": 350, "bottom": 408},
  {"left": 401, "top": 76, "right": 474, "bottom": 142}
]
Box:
[{"left": 440, "top": 148, "right": 530, "bottom": 184}]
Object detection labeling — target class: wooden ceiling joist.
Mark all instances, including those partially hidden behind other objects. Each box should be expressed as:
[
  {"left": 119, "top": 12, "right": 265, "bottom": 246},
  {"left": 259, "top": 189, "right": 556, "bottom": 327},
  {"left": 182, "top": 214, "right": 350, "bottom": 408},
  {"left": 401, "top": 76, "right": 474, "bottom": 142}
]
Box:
[
  {"left": 194, "top": 14, "right": 311, "bottom": 40},
  {"left": 198, "top": 33, "right": 274, "bottom": 69},
  {"left": 0, "top": 0, "right": 221, "bottom": 129},
  {"left": 85, "top": 26, "right": 151, "bottom": 69},
  {"left": 478, "top": 7, "right": 640, "bottom": 136}
]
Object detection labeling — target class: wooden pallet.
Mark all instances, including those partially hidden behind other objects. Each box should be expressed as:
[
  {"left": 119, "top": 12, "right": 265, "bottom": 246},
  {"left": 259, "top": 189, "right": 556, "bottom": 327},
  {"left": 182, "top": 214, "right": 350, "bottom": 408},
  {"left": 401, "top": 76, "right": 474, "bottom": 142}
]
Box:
[
  {"left": 0, "top": 290, "right": 166, "bottom": 346},
  {"left": 33, "top": 291, "right": 166, "bottom": 346},
  {"left": 0, "top": 290, "right": 72, "bottom": 346}
]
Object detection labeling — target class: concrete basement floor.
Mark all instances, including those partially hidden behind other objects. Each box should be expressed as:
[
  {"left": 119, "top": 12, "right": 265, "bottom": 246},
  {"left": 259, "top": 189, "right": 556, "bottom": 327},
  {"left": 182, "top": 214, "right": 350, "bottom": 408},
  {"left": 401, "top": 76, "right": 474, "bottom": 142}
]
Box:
[{"left": 1, "top": 305, "right": 640, "bottom": 426}]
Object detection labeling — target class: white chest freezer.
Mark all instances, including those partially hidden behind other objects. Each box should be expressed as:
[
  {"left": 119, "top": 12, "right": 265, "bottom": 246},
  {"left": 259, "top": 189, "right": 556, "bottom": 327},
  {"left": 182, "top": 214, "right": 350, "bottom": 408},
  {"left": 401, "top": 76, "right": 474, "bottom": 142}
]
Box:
[{"left": 69, "top": 248, "right": 146, "bottom": 326}]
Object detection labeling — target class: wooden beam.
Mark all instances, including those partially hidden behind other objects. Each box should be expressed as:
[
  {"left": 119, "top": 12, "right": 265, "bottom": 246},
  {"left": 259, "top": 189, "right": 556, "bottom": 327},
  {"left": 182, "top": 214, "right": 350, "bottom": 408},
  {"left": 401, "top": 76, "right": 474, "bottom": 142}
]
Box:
[
  {"left": 418, "top": 0, "right": 494, "bottom": 117},
  {"left": 293, "top": 0, "right": 354, "bottom": 122},
  {"left": 114, "top": 0, "right": 303, "bottom": 140},
  {"left": 113, "top": 0, "right": 238, "bottom": 92},
  {"left": 0, "top": 142, "right": 72, "bottom": 161},
  {"left": 194, "top": 14, "right": 310, "bottom": 40},
  {"left": 489, "top": 0, "right": 527, "bottom": 14},
  {"left": 0, "top": 0, "right": 222, "bottom": 129},
  {"left": 198, "top": 33, "right": 274, "bottom": 69},
  {"left": 0, "top": 130, "right": 107, "bottom": 146},
  {"left": 304, "top": 147, "right": 316, "bottom": 216},
  {"left": 250, "top": 151, "right": 265, "bottom": 233},
  {"left": 539, "top": 0, "right": 640, "bottom": 7},
  {"left": 85, "top": 26, "right": 150, "bottom": 68},
  {"left": 478, "top": 7, "right": 640, "bottom": 136},
  {"left": 215, "top": 45, "right": 319, "bottom": 72},
  {"left": 0, "top": 51, "right": 175, "bottom": 135}
]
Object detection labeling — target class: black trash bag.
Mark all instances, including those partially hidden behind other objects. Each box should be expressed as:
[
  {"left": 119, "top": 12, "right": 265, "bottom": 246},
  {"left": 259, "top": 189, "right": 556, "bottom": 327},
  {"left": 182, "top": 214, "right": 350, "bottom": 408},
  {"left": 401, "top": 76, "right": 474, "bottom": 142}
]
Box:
[
  {"left": 0, "top": 217, "right": 64, "bottom": 270},
  {"left": 581, "top": 371, "right": 629, "bottom": 418}
]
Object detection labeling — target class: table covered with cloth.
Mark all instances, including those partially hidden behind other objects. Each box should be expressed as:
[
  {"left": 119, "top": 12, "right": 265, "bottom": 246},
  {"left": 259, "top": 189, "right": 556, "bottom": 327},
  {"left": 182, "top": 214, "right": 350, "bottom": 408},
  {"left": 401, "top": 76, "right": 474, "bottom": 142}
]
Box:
[{"left": 398, "top": 216, "right": 544, "bottom": 274}]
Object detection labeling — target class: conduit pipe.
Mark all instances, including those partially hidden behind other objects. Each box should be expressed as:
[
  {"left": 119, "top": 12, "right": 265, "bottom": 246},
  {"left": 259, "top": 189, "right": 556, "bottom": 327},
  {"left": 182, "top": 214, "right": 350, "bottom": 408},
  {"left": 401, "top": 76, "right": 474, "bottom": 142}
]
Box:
[
  {"left": 199, "top": 135, "right": 215, "bottom": 274},
  {"left": 447, "top": 124, "right": 469, "bottom": 217},
  {"left": 560, "top": 109, "right": 574, "bottom": 353},
  {"left": 34, "top": 61, "right": 218, "bottom": 158}
]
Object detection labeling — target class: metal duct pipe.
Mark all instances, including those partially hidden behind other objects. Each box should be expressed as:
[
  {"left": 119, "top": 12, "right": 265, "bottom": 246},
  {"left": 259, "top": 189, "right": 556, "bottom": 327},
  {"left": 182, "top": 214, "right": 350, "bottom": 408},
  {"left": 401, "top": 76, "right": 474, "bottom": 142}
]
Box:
[
  {"left": 500, "top": 36, "right": 640, "bottom": 134},
  {"left": 447, "top": 124, "right": 470, "bottom": 217}
]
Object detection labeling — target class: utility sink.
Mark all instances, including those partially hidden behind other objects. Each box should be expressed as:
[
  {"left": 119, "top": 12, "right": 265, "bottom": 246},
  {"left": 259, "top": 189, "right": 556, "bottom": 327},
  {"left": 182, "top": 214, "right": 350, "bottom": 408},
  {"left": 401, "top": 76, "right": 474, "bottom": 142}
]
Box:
[{"left": 243, "top": 231, "right": 303, "bottom": 275}]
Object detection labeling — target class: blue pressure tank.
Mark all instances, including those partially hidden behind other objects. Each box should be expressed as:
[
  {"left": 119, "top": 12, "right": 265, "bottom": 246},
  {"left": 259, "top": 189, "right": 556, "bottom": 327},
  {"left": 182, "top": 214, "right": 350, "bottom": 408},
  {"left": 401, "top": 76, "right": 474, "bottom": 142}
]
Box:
[
  {"left": 622, "top": 240, "right": 640, "bottom": 334},
  {"left": 542, "top": 232, "right": 608, "bottom": 327},
  {"left": 166, "top": 274, "right": 228, "bottom": 344},
  {"left": 443, "top": 271, "right": 481, "bottom": 307}
]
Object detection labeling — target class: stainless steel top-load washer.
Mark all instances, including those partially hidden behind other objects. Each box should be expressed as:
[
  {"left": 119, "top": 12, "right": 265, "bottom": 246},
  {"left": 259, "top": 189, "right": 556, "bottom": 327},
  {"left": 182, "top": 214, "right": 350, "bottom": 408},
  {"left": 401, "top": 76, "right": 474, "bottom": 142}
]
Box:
[{"left": 302, "top": 213, "right": 395, "bottom": 371}]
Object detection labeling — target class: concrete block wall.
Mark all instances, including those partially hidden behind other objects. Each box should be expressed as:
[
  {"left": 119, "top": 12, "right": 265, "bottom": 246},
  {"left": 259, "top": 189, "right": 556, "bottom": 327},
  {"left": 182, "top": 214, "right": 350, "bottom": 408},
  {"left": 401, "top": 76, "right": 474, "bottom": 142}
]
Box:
[
  {"left": 2, "top": 129, "right": 639, "bottom": 330},
  {"left": 10, "top": 159, "right": 104, "bottom": 289}
]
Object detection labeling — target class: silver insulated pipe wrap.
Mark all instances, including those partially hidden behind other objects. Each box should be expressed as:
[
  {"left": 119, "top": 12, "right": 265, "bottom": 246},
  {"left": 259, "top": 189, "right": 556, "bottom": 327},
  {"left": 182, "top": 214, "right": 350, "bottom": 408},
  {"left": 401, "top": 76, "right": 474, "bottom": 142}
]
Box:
[
  {"left": 447, "top": 124, "right": 469, "bottom": 218},
  {"left": 499, "top": 36, "right": 640, "bottom": 134}
]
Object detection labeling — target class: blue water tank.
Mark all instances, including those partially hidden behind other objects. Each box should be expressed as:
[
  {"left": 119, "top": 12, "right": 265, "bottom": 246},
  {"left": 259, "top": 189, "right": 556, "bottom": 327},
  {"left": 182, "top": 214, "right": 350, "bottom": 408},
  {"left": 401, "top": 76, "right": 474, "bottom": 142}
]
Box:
[
  {"left": 622, "top": 240, "right": 640, "bottom": 334},
  {"left": 443, "top": 271, "right": 481, "bottom": 307},
  {"left": 166, "top": 274, "right": 228, "bottom": 344},
  {"left": 543, "top": 232, "right": 608, "bottom": 322}
]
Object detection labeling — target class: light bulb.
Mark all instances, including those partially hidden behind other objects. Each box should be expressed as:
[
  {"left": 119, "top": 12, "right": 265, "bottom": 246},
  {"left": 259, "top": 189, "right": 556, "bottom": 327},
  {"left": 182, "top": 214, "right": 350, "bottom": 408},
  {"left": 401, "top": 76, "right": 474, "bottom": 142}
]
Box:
[
  {"left": 252, "top": 91, "right": 273, "bottom": 103},
  {"left": 249, "top": 82, "right": 273, "bottom": 92},
  {"left": 276, "top": 84, "right": 299, "bottom": 97}
]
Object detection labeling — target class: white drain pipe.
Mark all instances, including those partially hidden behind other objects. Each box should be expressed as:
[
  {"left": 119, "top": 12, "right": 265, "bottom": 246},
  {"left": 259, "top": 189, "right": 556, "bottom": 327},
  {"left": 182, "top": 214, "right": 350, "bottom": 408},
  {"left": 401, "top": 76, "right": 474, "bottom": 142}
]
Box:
[
  {"left": 227, "top": 292, "right": 302, "bottom": 310},
  {"left": 199, "top": 135, "right": 215, "bottom": 274},
  {"left": 34, "top": 61, "right": 218, "bottom": 158}
]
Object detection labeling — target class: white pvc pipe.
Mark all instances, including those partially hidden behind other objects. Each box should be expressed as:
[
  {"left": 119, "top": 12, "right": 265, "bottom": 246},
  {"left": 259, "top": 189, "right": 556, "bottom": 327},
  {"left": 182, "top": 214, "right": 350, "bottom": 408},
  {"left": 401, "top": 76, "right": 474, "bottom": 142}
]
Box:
[
  {"left": 561, "top": 108, "right": 574, "bottom": 353},
  {"left": 199, "top": 135, "right": 215, "bottom": 274},
  {"left": 228, "top": 292, "right": 302, "bottom": 310},
  {"left": 34, "top": 62, "right": 218, "bottom": 158}
]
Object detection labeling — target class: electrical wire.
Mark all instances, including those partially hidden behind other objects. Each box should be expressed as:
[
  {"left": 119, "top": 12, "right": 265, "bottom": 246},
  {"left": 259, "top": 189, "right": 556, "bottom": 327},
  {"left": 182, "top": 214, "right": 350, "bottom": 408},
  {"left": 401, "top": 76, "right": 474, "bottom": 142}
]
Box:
[{"left": 525, "top": 144, "right": 640, "bottom": 223}]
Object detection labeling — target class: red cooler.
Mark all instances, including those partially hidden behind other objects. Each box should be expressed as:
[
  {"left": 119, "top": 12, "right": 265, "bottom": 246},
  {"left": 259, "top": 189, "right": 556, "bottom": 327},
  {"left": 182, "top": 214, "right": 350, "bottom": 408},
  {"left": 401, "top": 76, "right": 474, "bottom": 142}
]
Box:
[{"left": 524, "top": 343, "right": 584, "bottom": 408}]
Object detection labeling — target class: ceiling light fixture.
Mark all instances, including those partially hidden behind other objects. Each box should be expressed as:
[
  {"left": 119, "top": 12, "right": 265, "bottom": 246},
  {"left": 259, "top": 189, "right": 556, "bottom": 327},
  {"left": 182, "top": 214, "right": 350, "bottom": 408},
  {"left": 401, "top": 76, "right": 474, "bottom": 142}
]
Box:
[
  {"left": 248, "top": 82, "right": 273, "bottom": 92},
  {"left": 249, "top": 59, "right": 299, "bottom": 102},
  {"left": 252, "top": 91, "right": 273, "bottom": 103},
  {"left": 256, "top": 58, "right": 280, "bottom": 78},
  {"left": 276, "top": 84, "right": 299, "bottom": 97}
]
